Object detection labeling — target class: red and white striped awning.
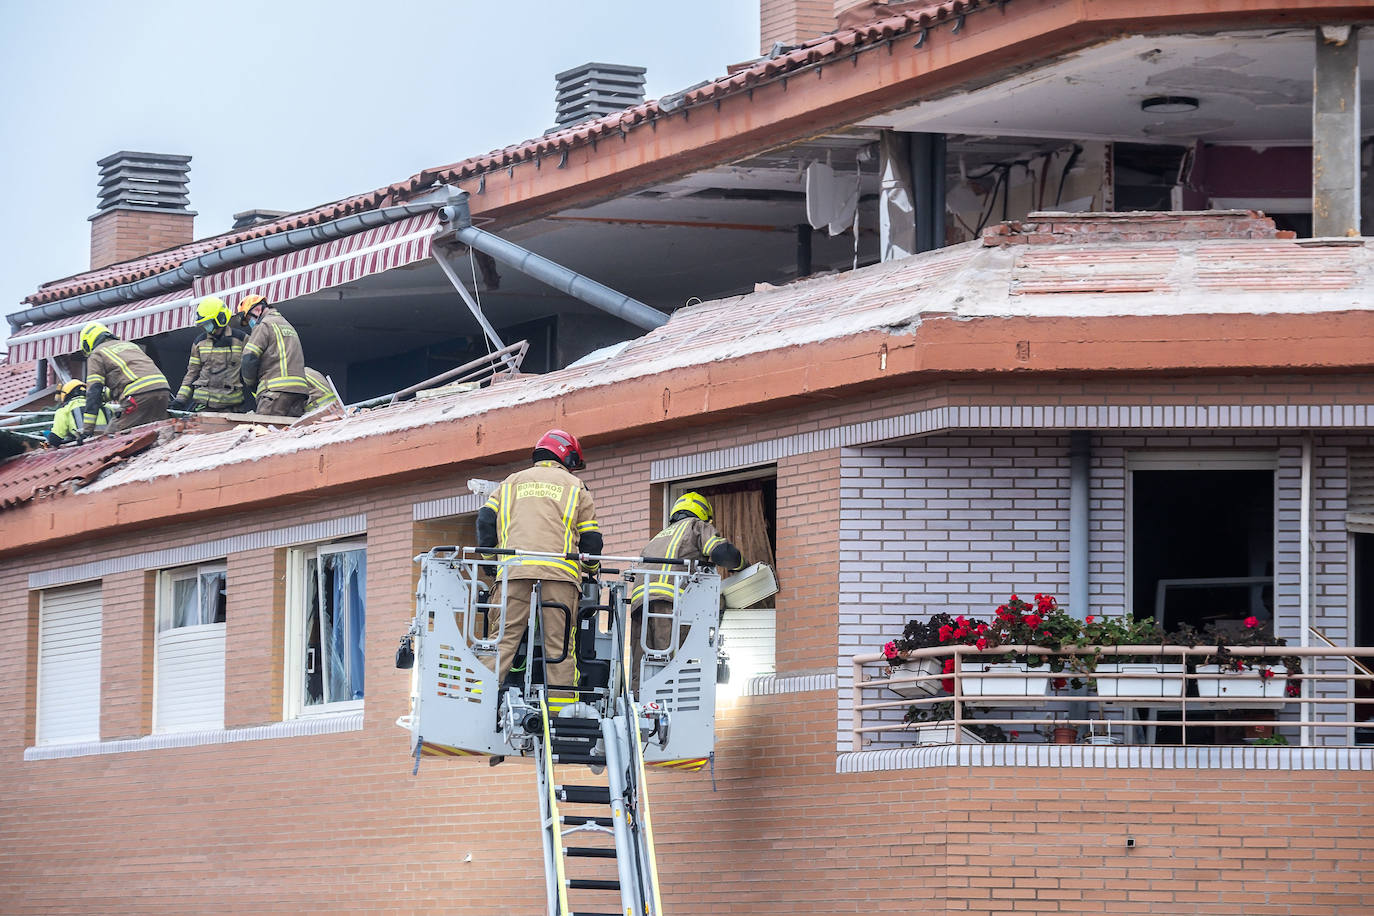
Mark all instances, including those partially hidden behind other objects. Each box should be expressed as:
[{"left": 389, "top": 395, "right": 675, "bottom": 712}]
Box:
[
  {"left": 6, "top": 211, "right": 441, "bottom": 363},
  {"left": 192, "top": 210, "right": 440, "bottom": 308}
]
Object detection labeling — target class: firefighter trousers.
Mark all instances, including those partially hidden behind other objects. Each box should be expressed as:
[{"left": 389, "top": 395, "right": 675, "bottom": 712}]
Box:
[{"left": 489, "top": 578, "right": 579, "bottom": 694}]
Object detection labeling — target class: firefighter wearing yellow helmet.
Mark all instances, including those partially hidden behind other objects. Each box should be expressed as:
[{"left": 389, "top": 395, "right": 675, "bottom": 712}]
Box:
[
  {"left": 79, "top": 321, "right": 171, "bottom": 434},
  {"left": 170, "top": 297, "right": 249, "bottom": 412},
  {"left": 629, "top": 490, "right": 746, "bottom": 686},
  {"left": 235, "top": 295, "right": 309, "bottom": 417},
  {"left": 45, "top": 379, "right": 110, "bottom": 446}
]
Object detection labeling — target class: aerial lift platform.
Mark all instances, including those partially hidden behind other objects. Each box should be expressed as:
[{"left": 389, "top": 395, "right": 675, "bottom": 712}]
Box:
[{"left": 397, "top": 546, "right": 723, "bottom": 916}]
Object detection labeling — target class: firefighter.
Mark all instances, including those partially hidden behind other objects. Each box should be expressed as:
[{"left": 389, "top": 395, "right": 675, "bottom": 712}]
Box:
[
  {"left": 45, "top": 379, "right": 109, "bottom": 446},
  {"left": 170, "top": 297, "right": 248, "bottom": 412},
  {"left": 236, "top": 295, "right": 308, "bottom": 417},
  {"left": 476, "top": 429, "right": 602, "bottom": 699},
  {"left": 630, "top": 491, "right": 745, "bottom": 687},
  {"left": 79, "top": 321, "right": 171, "bottom": 434},
  {"left": 303, "top": 367, "right": 339, "bottom": 413}
]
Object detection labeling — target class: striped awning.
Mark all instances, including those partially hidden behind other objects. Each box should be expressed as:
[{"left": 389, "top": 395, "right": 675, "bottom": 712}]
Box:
[
  {"left": 191, "top": 210, "right": 440, "bottom": 308},
  {"left": 6, "top": 211, "right": 440, "bottom": 363}
]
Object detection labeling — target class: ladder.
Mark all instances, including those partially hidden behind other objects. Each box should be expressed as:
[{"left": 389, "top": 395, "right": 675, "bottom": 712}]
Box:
[
  {"left": 401, "top": 547, "right": 721, "bottom": 916},
  {"left": 531, "top": 690, "right": 663, "bottom": 916}
]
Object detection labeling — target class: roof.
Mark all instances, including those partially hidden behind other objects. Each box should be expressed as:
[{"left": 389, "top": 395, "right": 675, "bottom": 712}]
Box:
[
  {"left": 19, "top": 0, "right": 1270, "bottom": 311},
  {"left": 0, "top": 426, "right": 158, "bottom": 510}
]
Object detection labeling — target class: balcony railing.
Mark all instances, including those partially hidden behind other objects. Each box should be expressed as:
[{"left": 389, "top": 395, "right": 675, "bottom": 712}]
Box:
[{"left": 851, "top": 644, "right": 1374, "bottom": 749}]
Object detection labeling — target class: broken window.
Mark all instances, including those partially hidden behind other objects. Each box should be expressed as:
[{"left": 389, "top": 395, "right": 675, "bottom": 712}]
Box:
[
  {"left": 155, "top": 563, "right": 226, "bottom": 733},
  {"left": 1129, "top": 454, "right": 1275, "bottom": 631},
  {"left": 288, "top": 541, "right": 367, "bottom": 715}
]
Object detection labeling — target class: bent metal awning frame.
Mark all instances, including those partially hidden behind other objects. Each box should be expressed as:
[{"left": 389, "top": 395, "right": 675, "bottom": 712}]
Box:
[{"left": 7, "top": 212, "right": 444, "bottom": 363}]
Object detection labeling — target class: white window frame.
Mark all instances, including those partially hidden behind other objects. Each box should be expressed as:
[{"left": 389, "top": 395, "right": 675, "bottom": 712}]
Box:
[
  {"left": 35, "top": 582, "right": 103, "bottom": 747},
  {"left": 284, "top": 539, "right": 367, "bottom": 719},
  {"left": 668, "top": 467, "right": 777, "bottom": 680},
  {"left": 1125, "top": 450, "right": 1279, "bottom": 622},
  {"left": 153, "top": 562, "right": 227, "bottom": 734}
]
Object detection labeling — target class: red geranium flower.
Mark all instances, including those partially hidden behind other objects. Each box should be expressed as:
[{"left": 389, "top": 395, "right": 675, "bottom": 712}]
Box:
[
  {"left": 942, "top": 659, "right": 956, "bottom": 674},
  {"left": 1023, "top": 614, "right": 1042, "bottom": 629},
  {"left": 975, "top": 637, "right": 988, "bottom": 650},
  {"left": 1260, "top": 667, "right": 1274, "bottom": 680},
  {"left": 941, "top": 678, "right": 955, "bottom": 693},
  {"left": 1244, "top": 616, "right": 1259, "bottom": 629},
  {"left": 883, "top": 641, "right": 899, "bottom": 661},
  {"left": 1085, "top": 615, "right": 1095, "bottom": 624}
]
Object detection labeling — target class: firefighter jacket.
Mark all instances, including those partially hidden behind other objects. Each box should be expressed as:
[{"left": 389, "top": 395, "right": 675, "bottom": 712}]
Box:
[
  {"left": 476, "top": 460, "right": 602, "bottom": 584},
  {"left": 47, "top": 396, "right": 108, "bottom": 445},
  {"left": 176, "top": 328, "right": 247, "bottom": 409},
  {"left": 83, "top": 339, "right": 169, "bottom": 426},
  {"left": 631, "top": 516, "right": 744, "bottom": 605},
  {"left": 304, "top": 367, "right": 338, "bottom": 413},
  {"left": 240, "top": 309, "right": 307, "bottom": 397}
]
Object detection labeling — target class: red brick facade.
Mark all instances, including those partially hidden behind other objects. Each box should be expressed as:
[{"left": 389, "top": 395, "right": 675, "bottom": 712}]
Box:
[
  {"left": 89, "top": 208, "right": 194, "bottom": 270},
  {"left": 3, "top": 374, "right": 1374, "bottom": 913}
]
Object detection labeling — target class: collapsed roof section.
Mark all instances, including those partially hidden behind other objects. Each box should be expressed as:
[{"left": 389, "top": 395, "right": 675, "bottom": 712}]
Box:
[{"left": 5, "top": 211, "right": 1374, "bottom": 547}]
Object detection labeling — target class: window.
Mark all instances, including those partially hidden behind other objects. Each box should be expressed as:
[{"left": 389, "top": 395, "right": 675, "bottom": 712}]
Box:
[
  {"left": 668, "top": 469, "right": 777, "bottom": 680},
  {"left": 36, "top": 582, "right": 102, "bottom": 746},
  {"left": 1127, "top": 452, "right": 1276, "bottom": 630},
  {"left": 154, "top": 564, "right": 226, "bottom": 733},
  {"left": 286, "top": 541, "right": 367, "bottom": 716}
]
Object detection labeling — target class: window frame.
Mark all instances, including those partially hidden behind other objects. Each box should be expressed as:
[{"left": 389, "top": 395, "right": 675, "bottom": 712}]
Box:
[
  {"left": 152, "top": 562, "right": 227, "bottom": 734},
  {"left": 284, "top": 538, "right": 367, "bottom": 720},
  {"left": 666, "top": 466, "right": 778, "bottom": 681},
  {"left": 35, "top": 582, "right": 103, "bottom": 747},
  {"left": 1124, "top": 451, "right": 1279, "bottom": 624}
]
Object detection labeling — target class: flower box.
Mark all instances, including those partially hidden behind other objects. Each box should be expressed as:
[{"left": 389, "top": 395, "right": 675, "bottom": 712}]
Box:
[
  {"left": 915, "top": 724, "right": 986, "bottom": 745},
  {"left": 962, "top": 661, "right": 1049, "bottom": 698},
  {"left": 886, "top": 656, "right": 945, "bottom": 698},
  {"left": 1094, "top": 662, "right": 1185, "bottom": 699},
  {"left": 1195, "top": 664, "right": 1289, "bottom": 703}
]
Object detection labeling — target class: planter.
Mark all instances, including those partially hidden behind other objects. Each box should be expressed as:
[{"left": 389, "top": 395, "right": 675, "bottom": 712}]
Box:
[
  {"left": 1094, "top": 662, "right": 1185, "bottom": 700},
  {"left": 1195, "top": 664, "right": 1289, "bottom": 703},
  {"left": 886, "top": 656, "right": 945, "bottom": 698},
  {"left": 1051, "top": 726, "right": 1079, "bottom": 745},
  {"left": 962, "top": 661, "right": 1049, "bottom": 698},
  {"left": 915, "top": 724, "right": 986, "bottom": 745}
]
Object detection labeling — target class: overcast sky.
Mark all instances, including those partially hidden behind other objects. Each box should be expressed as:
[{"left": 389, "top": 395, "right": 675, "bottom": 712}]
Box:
[{"left": 0, "top": 0, "right": 760, "bottom": 350}]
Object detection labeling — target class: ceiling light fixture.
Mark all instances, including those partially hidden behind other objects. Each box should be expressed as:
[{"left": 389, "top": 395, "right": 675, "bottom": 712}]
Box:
[{"left": 1141, "top": 95, "right": 1199, "bottom": 114}]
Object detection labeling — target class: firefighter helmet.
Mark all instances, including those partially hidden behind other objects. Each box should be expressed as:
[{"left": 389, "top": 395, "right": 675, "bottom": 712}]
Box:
[
  {"left": 533, "top": 428, "right": 585, "bottom": 471},
  {"left": 671, "top": 491, "right": 714, "bottom": 524},
  {"left": 60, "top": 379, "right": 85, "bottom": 400},
  {"left": 195, "top": 297, "right": 231, "bottom": 331},
  {"left": 235, "top": 294, "right": 268, "bottom": 326},
  {"left": 79, "top": 322, "right": 112, "bottom": 355}
]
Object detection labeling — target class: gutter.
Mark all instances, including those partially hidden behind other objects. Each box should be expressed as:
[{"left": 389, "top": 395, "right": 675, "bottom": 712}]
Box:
[{"left": 7, "top": 186, "right": 464, "bottom": 333}]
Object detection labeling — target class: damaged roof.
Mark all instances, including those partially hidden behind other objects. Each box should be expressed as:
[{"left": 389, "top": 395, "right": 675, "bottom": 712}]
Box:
[{"left": 0, "top": 426, "right": 159, "bottom": 510}]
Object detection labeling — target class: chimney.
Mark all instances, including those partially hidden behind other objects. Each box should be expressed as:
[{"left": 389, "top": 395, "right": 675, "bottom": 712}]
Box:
[
  {"left": 552, "top": 63, "right": 646, "bottom": 130},
  {"left": 231, "top": 208, "right": 289, "bottom": 230},
  {"left": 89, "top": 151, "right": 195, "bottom": 270},
  {"left": 760, "top": 0, "right": 838, "bottom": 55}
]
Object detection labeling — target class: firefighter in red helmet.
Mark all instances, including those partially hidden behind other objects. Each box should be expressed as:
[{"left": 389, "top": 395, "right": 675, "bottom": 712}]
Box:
[{"left": 476, "top": 429, "right": 602, "bottom": 704}]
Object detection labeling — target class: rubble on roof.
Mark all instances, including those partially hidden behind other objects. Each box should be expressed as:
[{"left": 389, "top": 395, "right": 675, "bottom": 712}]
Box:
[{"left": 0, "top": 427, "right": 159, "bottom": 509}]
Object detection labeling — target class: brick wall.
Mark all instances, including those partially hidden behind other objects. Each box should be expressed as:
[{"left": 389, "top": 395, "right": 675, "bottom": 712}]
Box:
[
  {"left": 89, "top": 208, "right": 194, "bottom": 270},
  {"left": 5, "top": 378, "right": 1374, "bottom": 912},
  {"left": 760, "top": 0, "right": 835, "bottom": 54}
]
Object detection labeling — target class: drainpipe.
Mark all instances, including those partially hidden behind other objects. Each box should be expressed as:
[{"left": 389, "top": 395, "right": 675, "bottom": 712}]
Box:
[
  {"left": 1069, "top": 431, "right": 1091, "bottom": 620},
  {"left": 438, "top": 196, "right": 669, "bottom": 332},
  {"left": 1301, "top": 434, "right": 1313, "bottom": 747}
]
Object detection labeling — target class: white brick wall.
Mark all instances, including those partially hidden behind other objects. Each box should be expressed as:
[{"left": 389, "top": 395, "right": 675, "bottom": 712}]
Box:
[{"left": 838, "top": 431, "right": 1373, "bottom": 750}]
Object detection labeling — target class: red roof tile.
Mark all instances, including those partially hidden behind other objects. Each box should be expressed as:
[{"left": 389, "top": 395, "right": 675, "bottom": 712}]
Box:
[
  {"left": 0, "top": 427, "right": 158, "bottom": 509},
  {"left": 0, "top": 358, "right": 51, "bottom": 408},
  {"left": 22, "top": 1, "right": 990, "bottom": 308}
]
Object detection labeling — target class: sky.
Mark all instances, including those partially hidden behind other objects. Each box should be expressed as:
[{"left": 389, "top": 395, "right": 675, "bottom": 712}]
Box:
[{"left": 0, "top": 0, "right": 761, "bottom": 351}]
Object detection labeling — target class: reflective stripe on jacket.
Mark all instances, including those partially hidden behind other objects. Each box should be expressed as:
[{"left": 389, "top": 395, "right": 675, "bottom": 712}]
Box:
[
  {"left": 481, "top": 461, "right": 600, "bottom": 583},
  {"left": 304, "top": 367, "right": 338, "bottom": 412},
  {"left": 84, "top": 339, "right": 169, "bottom": 424},
  {"left": 630, "top": 517, "right": 739, "bottom": 605},
  {"left": 177, "top": 329, "right": 247, "bottom": 408},
  {"left": 241, "top": 309, "right": 307, "bottom": 396},
  {"left": 52, "top": 396, "right": 108, "bottom": 440}
]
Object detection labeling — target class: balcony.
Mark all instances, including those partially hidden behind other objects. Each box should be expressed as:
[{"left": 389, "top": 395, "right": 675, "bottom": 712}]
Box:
[{"left": 850, "top": 644, "right": 1374, "bottom": 754}]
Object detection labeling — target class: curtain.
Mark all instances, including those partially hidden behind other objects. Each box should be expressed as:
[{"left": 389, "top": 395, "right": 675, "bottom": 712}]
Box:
[{"left": 702, "top": 481, "right": 776, "bottom": 609}]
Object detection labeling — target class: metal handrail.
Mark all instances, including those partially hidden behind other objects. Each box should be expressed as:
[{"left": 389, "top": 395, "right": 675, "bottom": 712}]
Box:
[{"left": 851, "top": 643, "right": 1374, "bottom": 750}]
